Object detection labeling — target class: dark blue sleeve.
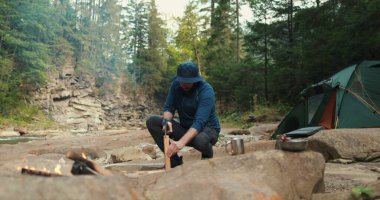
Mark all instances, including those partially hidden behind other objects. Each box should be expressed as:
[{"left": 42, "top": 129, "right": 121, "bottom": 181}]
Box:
[
  {"left": 191, "top": 85, "right": 215, "bottom": 133},
  {"left": 163, "top": 82, "right": 176, "bottom": 114}
]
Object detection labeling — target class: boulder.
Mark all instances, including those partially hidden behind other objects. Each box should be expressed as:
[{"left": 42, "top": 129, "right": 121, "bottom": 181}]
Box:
[
  {"left": 106, "top": 147, "right": 149, "bottom": 163},
  {"left": 148, "top": 173, "right": 281, "bottom": 200},
  {"left": 0, "top": 131, "right": 20, "bottom": 137},
  {"left": 0, "top": 176, "right": 140, "bottom": 200},
  {"left": 146, "top": 150, "right": 325, "bottom": 200},
  {"left": 14, "top": 127, "right": 29, "bottom": 135},
  {"left": 308, "top": 129, "right": 380, "bottom": 162},
  {"left": 140, "top": 144, "right": 157, "bottom": 159},
  {"left": 248, "top": 123, "right": 278, "bottom": 139}
]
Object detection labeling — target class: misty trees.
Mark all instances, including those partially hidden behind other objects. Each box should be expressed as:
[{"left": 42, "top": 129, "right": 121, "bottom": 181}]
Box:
[
  {"left": 137, "top": 0, "right": 168, "bottom": 93},
  {"left": 242, "top": 0, "right": 380, "bottom": 104},
  {"left": 1, "top": 0, "right": 380, "bottom": 117},
  {"left": 0, "top": 0, "right": 55, "bottom": 114},
  {"left": 125, "top": 0, "right": 168, "bottom": 94},
  {"left": 175, "top": 1, "right": 208, "bottom": 74}
]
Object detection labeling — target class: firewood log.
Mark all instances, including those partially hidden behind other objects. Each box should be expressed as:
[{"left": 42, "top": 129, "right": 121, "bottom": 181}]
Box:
[{"left": 66, "top": 151, "right": 112, "bottom": 176}]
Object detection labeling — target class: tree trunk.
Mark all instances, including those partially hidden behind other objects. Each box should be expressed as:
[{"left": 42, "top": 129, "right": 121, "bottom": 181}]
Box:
[
  {"left": 288, "top": 0, "right": 294, "bottom": 46},
  {"left": 236, "top": 0, "right": 240, "bottom": 62},
  {"left": 211, "top": 0, "right": 216, "bottom": 26},
  {"left": 264, "top": 13, "right": 268, "bottom": 103},
  {"left": 194, "top": 48, "right": 202, "bottom": 75}
]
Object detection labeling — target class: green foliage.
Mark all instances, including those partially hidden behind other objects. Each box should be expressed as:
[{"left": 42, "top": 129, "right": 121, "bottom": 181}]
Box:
[
  {"left": 174, "top": 0, "right": 209, "bottom": 73},
  {"left": 219, "top": 103, "right": 289, "bottom": 128},
  {"left": 1, "top": 0, "right": 380, "bottom": 126},
  {"left": 241, "top": 0, "right": 380, "bottom": 106},
  {"left": 351, "top": 187, "right": 374, "bottom": 199},
  {"left": 132, "top": 0, "right": 169, "bottom": 95},
  {"left": 0, "top": 103, "right": 56, "bottom": 129}
]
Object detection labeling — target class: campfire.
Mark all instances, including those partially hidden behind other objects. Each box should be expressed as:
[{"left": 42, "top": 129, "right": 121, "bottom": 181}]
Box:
[
  {"left": 18, "top": 151, "right": 112, "bottom": 177},
  {"left": 20, "top": 165, "right": 62, "bottom": 177}
]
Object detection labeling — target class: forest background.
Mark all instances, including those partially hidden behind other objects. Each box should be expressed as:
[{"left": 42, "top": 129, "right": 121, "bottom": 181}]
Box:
[{"left": 0, "top": 0, "right": 379, "bottom": 126}]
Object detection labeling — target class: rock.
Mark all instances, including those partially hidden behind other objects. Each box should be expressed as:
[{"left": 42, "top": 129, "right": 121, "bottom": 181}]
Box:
[
  {"left": 148, "top": 174, "right": 282, "bottom": 200},
  {"left": 312, "top": 180, "right": 380, "bottom": 200},
  {"left": 52, "top": 90, "right": 72, "bottom": 101},
  {"left": 329, "top": 158, "right": 355, "bottom": 164},
  {"left": 248, "top": 140, "right": 277, "bottom": 152},
  {"left": 0, "top": 176, "right": 140, "bottom": 200},
  {"left": 146, "top": 150, "right": 325, "bottom": 200},
  {"left": 248, "top": 123, "right": 278, "bottom": 139},
  {"left": 0, "top": 154, "right": 74, "bottom": 176},
  {"left": 29, "top": 64, "right": 155, "bottom": 132},
  {"left": 312, "top": 191, "right": 352, "bottom": 200},
  {"left": 366, "top": 180, "right": 380, "bottom": 198},
  {"left": 308, "top": 129, "right": 380, "bottom": 162},
  {"left": 0, "top": 131, "right": 20, "bottom": 137},
  {"left": 70, "top": 98, "right": 101, "bottom": 108},
  {"left": 14, "top": 127, "right": 29, "bottom": 135},
  {"left": 323, "top": 162, "right": 380, "bottom": 193},
  {"left": 106, "top": 147, "right": 148, "bottom": 163},
  {"left": 140, "top": 144, "right": 157, "bottom": 159}
]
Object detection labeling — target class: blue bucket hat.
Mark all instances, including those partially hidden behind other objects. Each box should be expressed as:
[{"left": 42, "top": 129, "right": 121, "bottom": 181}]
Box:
[{"left": 175, "top": 62, "right": 202, "bottom": 83}]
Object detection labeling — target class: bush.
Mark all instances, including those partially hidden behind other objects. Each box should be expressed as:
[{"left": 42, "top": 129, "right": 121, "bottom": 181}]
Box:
[{"left": 219, "top": 103, "right": 290, "bottom": 128}]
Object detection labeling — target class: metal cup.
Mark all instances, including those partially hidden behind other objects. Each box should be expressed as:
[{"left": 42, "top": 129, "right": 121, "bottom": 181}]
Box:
[{"left": 225, "top": 138, "right": 245, "bottom": 155}]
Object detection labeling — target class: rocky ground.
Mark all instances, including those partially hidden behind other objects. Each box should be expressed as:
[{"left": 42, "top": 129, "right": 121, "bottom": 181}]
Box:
[{"left": 0, "top": 124, "right": 379, "bottom": 199}]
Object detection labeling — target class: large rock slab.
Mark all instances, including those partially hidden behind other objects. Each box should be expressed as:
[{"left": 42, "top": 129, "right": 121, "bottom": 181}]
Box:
[
  {"left": 0, "top": 176, "right": 140, "bottom": 200},
  {"left": 308, "top": 129, "right": 380, "bottom": 162},
  {"left": 312, "top": 179, "right": 380, "bottom": 200},
  {"left": 146, "top": 150, "right": 325, "bottom": 200}
]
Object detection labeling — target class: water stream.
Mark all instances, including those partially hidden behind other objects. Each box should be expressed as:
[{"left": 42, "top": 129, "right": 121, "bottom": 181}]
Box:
[{"left": 0, "top": 136, "right": 46, "bottom": 145}]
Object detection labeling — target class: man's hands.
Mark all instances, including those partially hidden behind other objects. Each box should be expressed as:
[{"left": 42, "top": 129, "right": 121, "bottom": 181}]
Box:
[
  {"left": 167, "top": 140, "right": 185, "bottom": 157},
  {"left": 167, "top": 128, "right": 198, "bottom": 158},
  {"left": 162, "top": 118, "right": 173, "bottom": 134}
]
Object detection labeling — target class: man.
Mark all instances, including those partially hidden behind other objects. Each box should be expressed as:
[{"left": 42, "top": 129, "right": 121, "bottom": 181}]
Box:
[{"left": 146, "top": 61, "right": 221, "bottom": 168}]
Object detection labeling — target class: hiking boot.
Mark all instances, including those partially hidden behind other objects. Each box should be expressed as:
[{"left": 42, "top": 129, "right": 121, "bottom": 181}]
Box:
[
  {"left": 201, "top": 146, "right": 213, "bottom": 160},
  {"left": 170, "top": 155, "right": 183, "bottom": 168}
]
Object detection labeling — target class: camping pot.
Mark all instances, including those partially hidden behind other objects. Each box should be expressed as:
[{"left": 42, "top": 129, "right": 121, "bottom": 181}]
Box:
[{"left": 225, "top": 138, "right": 245, "bottom": 155}]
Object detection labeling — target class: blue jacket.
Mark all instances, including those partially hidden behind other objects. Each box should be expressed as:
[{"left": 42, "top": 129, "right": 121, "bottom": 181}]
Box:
[{"left": 163, "top": 81, "right": 221, "bottom": 133}]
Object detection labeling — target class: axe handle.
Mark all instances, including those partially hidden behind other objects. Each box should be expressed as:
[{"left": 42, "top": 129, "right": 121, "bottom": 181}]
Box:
[{"left": 164, "top": 135, "right": 171, "bottom": 172}]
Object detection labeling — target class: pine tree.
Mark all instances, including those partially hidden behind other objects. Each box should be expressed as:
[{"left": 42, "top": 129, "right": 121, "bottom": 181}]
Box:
[{"left": 175, "top": 0, "right": 208, "bottom": 74}]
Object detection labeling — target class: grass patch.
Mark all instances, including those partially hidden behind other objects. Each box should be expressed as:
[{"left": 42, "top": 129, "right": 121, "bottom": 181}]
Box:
[
  {"left": 219, "top": 103, "right": 291, "bottom": 129},
  {"left": 0, "top": 104, "right": 59, "bottom": 130}
]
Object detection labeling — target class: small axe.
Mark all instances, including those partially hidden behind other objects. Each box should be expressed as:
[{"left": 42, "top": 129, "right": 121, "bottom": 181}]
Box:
[{"left": 163, "top": 120, "right": 171, "bottom": 172}]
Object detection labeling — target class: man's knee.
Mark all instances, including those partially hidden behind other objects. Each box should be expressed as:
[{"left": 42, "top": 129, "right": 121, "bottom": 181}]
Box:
[
  {"left": 146, "top": 115, "right": 162, "bottom": 129},
  {"left": 191, "top": 133, "right": 211, "bottom": 149}
]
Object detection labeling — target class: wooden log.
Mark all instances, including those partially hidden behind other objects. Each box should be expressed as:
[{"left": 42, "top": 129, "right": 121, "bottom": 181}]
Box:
[
  {"left": 164, "top": 135, "right": 171, "bottom": 172},
  {"left": 103, "top": 162, "right": 164, "bottom": 169},
  {"left": 66, "top": 151, "right": 112, "bottom": 176},
  {"left": 21, "top": 168, "right": 63, "bottom": 177}
]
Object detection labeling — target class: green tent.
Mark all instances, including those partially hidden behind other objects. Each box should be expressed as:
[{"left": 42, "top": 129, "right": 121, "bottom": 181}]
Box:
[{"left": 272, "top": 60, "right": 380, "bottom": 139}]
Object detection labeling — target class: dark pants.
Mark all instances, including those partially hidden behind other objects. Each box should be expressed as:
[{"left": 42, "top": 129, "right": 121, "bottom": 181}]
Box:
[{"left": 146, "top": 115, "right": 219, "bottom": 158}]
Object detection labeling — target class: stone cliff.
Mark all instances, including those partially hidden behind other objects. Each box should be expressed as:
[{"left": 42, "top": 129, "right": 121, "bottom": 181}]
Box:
[{"left": 30, "top": 62, "right": 157, "bottom": 132}]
